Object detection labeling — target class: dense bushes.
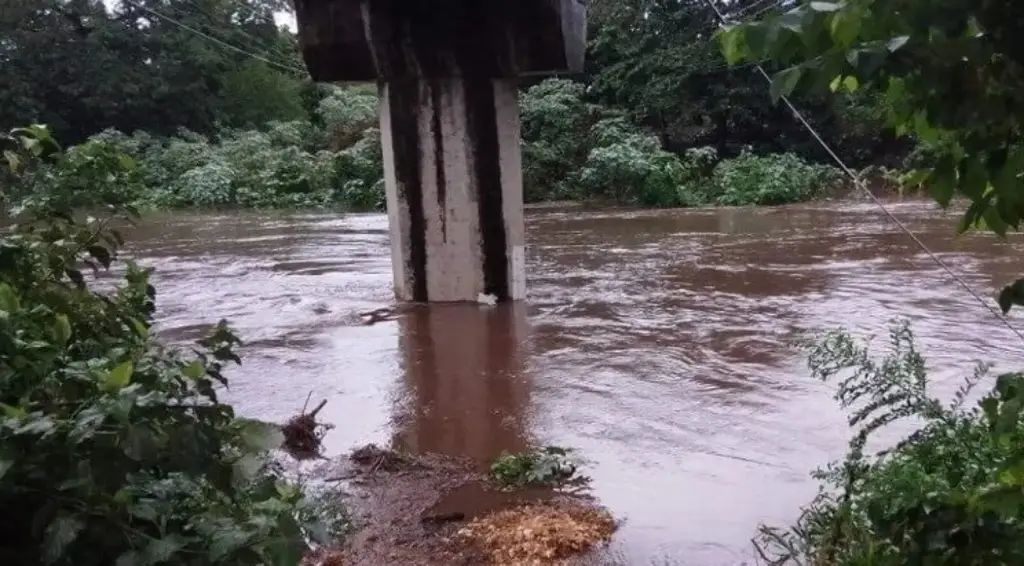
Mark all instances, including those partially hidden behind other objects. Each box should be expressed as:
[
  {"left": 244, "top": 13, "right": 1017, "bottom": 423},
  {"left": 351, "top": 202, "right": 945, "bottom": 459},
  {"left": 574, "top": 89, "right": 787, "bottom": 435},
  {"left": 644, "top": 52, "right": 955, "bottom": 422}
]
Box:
[
  {"left": 0, "top": 128, "right": 331, "bottom": 565},
  {"left": 96, "top": 125, "right": 381, "bottom": 211},
  {"left": 0, "top": 86, "right": 384, "bottom": 213},
  {"left": 6, "top": 80, "right": 848, "bottom": 213},
  {"left": 519, "top": 79, "right": 708, "bottom": 207},
  {"left": 520, "top": 79, "right": 842, "bottom": 208},
  {"left": 86, "top": 86, "right": 384, "bottom": 211},
  {"left": 757, "top": 322, "right": 1024, "bottom": 565},
  {"left": 709, "top": 150, "right": 844, "bottom": 206}
]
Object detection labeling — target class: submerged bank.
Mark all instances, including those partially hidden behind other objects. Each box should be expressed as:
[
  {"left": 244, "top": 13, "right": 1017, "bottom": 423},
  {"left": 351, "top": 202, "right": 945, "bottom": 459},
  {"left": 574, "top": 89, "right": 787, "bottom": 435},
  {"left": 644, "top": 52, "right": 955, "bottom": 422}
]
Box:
[{"left": 297, "top": 445, "right": 614, "bottom": 565}]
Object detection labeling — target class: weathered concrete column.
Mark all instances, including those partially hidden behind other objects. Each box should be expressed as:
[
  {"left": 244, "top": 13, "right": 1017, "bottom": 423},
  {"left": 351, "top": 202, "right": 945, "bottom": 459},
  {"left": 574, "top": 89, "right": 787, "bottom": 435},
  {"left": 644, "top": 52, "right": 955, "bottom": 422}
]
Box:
[
  {"left": 380, "top": 78, "right": 525, "bottom": 302},
  {"left": 293, "top": 0, "right": 586, "bottom": 302}
]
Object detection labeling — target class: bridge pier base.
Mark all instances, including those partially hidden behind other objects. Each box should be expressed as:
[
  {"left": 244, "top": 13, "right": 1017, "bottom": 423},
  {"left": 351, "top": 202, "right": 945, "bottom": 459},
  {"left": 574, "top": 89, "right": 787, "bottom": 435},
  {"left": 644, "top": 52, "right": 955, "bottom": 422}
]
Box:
[{"left": 380, "top": 77, "right": 526, "bottom": 303}]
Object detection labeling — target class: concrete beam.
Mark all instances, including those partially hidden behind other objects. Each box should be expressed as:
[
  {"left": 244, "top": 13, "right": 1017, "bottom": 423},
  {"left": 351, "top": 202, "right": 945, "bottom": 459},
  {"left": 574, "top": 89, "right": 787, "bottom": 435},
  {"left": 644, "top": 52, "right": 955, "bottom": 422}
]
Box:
[
  {"left": 293, "top": 0, "right": 587, "bottom": 81},
  {"left": 381, "top": 77, "right": 525, "bottom": 302}
]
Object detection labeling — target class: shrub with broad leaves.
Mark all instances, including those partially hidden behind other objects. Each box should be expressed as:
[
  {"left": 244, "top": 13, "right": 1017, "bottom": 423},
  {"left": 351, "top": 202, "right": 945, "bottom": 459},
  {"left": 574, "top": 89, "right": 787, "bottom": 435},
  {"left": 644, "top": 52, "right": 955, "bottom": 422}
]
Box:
[{"left": 0, "top": 125, "right": 331, "bottom": 566}]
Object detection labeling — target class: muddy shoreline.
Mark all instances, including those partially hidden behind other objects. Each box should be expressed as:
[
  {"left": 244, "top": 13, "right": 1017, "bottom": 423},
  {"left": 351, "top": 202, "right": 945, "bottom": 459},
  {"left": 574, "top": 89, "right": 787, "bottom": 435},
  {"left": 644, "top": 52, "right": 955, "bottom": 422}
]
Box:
[{"left": 303, "top": 445, "right": 617, "bottom": 566}]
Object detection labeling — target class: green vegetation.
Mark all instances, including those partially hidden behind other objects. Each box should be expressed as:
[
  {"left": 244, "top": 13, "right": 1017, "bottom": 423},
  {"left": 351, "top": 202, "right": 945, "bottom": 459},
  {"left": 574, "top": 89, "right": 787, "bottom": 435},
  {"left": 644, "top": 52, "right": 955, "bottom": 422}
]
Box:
[
  {"left": 489, "top": 447, "right": 583, "bottom": 489},
  {"left": 757, "top": 322, "right": 1024, "bottom": 566},
  {"left": 717, "top": 0, "right": 1024, "bottom": 235},
  {"left": 710, "top": 149, "right": 844, "bottom": 206},
  {"left": 5, "top": 2, "right": 1024, "bottom": 564},
  {"left": 520, "top": 79, "right": 845, "bottom": 207},
  {"left": 0, "top": 123, "right": 337, "bottom": 565},
  {"left": 3, "top": 0, "right": 916, "bottom": 212}
]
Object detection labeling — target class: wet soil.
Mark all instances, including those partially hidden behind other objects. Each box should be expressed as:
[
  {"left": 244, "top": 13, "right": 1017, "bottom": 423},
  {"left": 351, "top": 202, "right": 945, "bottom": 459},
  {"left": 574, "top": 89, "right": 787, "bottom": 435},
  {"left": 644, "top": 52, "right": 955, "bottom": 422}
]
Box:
[{"left": 322, "top": 445, "right": 608, "bottom": 565}]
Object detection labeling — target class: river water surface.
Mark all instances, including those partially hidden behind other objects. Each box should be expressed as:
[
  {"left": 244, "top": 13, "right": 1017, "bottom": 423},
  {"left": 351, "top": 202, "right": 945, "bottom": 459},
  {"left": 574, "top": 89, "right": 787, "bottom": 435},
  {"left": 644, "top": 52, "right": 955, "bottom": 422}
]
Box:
[{"left": 126, "top": 202, "right": 1024, "bottom": 565}]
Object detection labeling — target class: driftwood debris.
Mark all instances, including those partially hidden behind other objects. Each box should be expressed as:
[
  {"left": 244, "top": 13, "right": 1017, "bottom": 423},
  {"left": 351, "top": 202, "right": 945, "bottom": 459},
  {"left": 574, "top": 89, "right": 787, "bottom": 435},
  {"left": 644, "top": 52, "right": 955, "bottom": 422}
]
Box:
[
  {"left": 283, "top": 394, "right": 332, "bottom": 460},
  {"left": 359, "top": 307, "right": 398, "bottom": 325}
]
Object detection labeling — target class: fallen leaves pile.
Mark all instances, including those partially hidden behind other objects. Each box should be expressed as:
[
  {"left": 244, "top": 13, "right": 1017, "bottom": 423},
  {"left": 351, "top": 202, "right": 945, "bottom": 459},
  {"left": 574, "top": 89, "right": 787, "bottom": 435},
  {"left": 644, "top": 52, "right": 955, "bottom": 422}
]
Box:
[{"left": 457, "top": 503, "right": 617, "bottom": 565}]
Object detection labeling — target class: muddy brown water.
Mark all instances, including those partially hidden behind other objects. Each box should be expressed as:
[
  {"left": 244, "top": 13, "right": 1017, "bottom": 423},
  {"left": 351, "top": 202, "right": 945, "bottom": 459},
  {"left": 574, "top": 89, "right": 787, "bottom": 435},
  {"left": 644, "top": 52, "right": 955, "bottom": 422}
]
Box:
[{"left": 124, "top": 201, "right": 1024, "bottom": 565}]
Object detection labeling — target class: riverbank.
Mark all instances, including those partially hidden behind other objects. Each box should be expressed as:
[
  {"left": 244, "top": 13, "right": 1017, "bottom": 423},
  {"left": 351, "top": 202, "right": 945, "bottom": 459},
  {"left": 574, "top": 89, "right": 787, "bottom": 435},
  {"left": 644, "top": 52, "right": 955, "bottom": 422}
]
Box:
[{"left": 301, "top": 445, "right": 616, "bottom": 565}]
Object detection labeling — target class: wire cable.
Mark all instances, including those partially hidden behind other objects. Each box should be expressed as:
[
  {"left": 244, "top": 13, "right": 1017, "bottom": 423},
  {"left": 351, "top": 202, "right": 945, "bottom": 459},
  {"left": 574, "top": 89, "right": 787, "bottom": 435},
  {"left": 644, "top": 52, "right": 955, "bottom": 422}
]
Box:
[
  {"left": 122, "top": 0, "right": 307, "bottom": 77},
  {"left": 174, "top": 0, "right": 299, "bottom": 72},
  {"left": 700, "top": 0, "right": 1024, "bottom": 344}
]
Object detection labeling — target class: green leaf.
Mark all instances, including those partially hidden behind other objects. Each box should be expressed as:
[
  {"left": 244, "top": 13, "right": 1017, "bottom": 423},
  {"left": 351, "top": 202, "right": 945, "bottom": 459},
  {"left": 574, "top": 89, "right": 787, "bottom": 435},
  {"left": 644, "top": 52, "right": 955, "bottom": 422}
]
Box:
[
  {"left": 901, "top": 168, "right": 930, "bottom": 190},
  {"left": 829, "top": 9, "right": 862, "bottom": 48},
  {"left": 929, "top": 156, "right": 957, "bottom": 207},
  {"left": 960, "top": 156, "right": 989, "bottom": 199},
  {"left": 810, "top": 2, "right": 841, "bottom": 12},
  {"left": 887, "top": 35, "right": 910, "bottom": 52},
  {"left": 182, "top": 361, "right": 204, "bottom": 379},
  {"left": 115, "top": 551, "right": 142, "bottom": 566},
  {"left": 978, "top": 204, "right": 1009, "bottom": 237},
  {"left": 129, "top": 500, "right": 160, "bottom": 522},
  {"left": 144, "top": 535, "right": 189, "bottom": 563},
  {"left": 65, "top": 269, "right": 86, "bottom": 290},
  {"left": 842, "top": 75, "right": 859, "bottom": 93},
  {"left": 87, "top": 245, "right": 112, "bottom": 269},
  {"left": 53, "top": 314, "right": 71, "bottom": 346},
  {"left": 42, "top": 514, "right": 85, "bottom": 564},
  {"left": 959, "top": 193, "right": 991, "bottom": 233},
  {"left": 130, "top": 318, "right": 149, "bottom": 339},
  {"left": 105, "top": 361, "right": 134, "bottom": 391},
  {"left": 912, "top": 111, "right": 940, "bottom": 145},
  {"left": 829, "top": 75, "right": 843, "bottom": 93},
  {"left": 0, "top": 402, "right": 26, "bottom": 418},
  {"left": 232, "top": 453, "right": 264, "bottom": 482},
  {"left": 718, "top": 27, "right": 747, "bottom": 66},
  {"left": 770, "top": 66, "right": 803, "bottom": 102},
  {"left": 0, "top": 459, "right": 12, "bottom": 481},
  {"left": 976, "top": 485, "right": 1024, "bottom": 518},
  {"left": 236, "top": 418, "right": 285, "bottom": 452},
  {"left": 124, "top": 426, "right": 158, "bottom": 462},
  {"left": 744, "top": 23, "right": 769, "bottom": 59},
  {"left": 0, "top": 283, "right": 20, "bottom": 313},
  {"left": 994, "top": 145, "right": 1024, "bottom": 199},
  {"left": 998, "top": 280, "right": 1024, "bottom": 314},
  {"left": 3, "top": 150, "right": 21, "bottom": 172},
  {"left": 209, "top": 527, "right": 253, "bottom": 561},
  {"left": 777, "top": 10, "right": 806, "bottom": 34}
]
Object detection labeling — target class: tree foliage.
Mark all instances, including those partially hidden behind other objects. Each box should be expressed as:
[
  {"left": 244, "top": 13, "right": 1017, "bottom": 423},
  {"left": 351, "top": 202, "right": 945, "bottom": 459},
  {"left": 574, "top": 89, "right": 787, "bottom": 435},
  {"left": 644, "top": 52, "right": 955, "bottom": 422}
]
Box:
[
  {"left": 585, "top": 0, "right": 901, "bottom": 166},
  {"left": 717, "top": 0, "right": 1024, "bottom": 235},
  {"left": 1, "top": 0, "right": 307, "bottom": 143},
  {"left": 0, "top": 125, "right": 330, "bottom": 565}
]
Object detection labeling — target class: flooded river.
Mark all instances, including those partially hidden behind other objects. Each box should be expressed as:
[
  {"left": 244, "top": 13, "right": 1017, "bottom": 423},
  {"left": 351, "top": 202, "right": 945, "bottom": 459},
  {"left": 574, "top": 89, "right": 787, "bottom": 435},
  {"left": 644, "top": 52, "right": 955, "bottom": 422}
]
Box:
[{"left": 127, "top": 201, "right": 1024, "bottom": 565}]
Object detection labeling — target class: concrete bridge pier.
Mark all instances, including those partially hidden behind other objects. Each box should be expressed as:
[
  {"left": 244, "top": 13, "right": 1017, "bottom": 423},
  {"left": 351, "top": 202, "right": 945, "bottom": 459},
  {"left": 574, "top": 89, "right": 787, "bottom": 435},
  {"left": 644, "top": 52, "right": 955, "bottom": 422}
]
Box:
[
  {"left": 293, "top": 0, "right": 587, "bottom": 303},
  {"left": 380, "top": 78, "right": 525, "bottom": 302}
]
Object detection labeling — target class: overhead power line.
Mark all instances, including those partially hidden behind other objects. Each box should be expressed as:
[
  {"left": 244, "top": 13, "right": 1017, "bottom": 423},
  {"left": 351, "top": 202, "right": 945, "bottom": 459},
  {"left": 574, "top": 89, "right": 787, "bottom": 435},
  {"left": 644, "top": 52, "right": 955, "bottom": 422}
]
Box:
[
  {"left": 174, "top": 0, "right": 299, "bottom": 72},
  {"left": 122, "top": 0, "right": 307, "bottom": 77}
]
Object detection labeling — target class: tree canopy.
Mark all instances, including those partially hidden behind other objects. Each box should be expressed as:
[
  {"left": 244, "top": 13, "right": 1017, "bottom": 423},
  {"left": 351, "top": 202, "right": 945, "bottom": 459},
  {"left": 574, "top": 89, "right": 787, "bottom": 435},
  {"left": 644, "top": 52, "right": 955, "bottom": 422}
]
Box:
[
  {"left": 1, "top": 0, "right": 309, "bottom": 143},
  {"left": 717, "top": 0, "right": 1024, "bottom": 235}
]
